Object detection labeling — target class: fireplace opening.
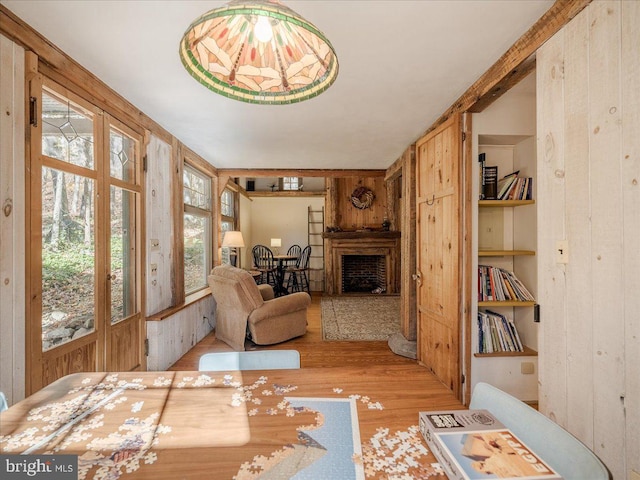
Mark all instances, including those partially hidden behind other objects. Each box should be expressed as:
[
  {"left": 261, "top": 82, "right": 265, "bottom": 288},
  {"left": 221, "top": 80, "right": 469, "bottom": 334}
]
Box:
[{"left": 341, "top": 255, "right": 386, "bottom": 293}]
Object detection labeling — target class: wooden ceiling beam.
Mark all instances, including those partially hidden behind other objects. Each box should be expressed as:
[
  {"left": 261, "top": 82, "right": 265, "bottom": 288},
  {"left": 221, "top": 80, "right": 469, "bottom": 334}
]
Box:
[{"left": 217, "top": 169, "right": 386, "bottom": 178}]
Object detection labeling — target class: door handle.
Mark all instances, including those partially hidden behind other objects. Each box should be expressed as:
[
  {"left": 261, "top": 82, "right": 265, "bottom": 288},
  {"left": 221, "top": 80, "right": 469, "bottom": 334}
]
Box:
[
  {"left": 107, "top": 273, "right": 117, "bottom": 281},
  {"left": 412, "top": 271, "right": 422, "bottom": 287}
]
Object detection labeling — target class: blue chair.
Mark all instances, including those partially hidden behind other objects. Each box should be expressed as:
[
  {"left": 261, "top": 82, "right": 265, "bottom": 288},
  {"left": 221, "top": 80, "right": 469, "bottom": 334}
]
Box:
[
  {"left": 0, "top": 392, "right": 8, "bottom": 412},
  {"left": 470, "top": 382, "right": 610, "bottom": 479},
  {"left": 198, "top": 350, "right": 300, "bottom": 371}
]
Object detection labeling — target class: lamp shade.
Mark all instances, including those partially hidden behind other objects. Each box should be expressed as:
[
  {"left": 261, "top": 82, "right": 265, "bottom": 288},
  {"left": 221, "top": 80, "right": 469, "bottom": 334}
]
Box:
[
  {"left": 179, "top": 0, "right": 339, "bottom": 104},
  {"left": 222, "top": 231, "right": 245, "bottom": 248},
  {"left": 270, "top": 238, "right": 282, "bottom": 248}
]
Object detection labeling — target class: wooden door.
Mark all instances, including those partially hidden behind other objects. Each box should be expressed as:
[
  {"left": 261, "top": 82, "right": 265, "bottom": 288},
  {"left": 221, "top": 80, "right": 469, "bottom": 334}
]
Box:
[
  {"left": 415, "top": 114, "right": 463, "bottom": 398},
  {"left": 26, "top": 76, "right": 144, "bottom": 394}
]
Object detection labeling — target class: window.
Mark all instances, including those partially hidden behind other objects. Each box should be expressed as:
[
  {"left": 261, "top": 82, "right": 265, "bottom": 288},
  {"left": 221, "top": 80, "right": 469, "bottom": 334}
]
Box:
[
  {"left": 280, "top": 176, "right": 301, "bottom": 191},
  {"left": 183, "top": 164, "right": 212, "bottom": 294},
  {"left": 220, "top": 188, "right": 236, "bottom": 265}
]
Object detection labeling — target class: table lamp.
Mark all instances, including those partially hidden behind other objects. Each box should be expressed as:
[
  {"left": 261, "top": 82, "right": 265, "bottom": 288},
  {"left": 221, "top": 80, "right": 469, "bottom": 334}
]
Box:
[
  {"left": 270, "top": 238, "right": 281, "bottom": 255},
  {"left": 222, "top": 231, "right": 245, "bottom": 267}
]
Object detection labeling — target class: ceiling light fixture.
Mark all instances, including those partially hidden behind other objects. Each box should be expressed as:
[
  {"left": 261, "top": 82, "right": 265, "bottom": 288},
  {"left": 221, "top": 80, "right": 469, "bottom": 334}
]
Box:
[{"left": 179, "top": 0, "right": 339, "bottom": 105}]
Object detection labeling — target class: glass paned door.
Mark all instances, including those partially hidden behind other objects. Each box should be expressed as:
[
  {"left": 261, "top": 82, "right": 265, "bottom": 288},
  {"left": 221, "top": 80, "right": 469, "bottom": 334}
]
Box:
[
  {"left": 105, "top": 123, "right": 143, "bottom": 372},
  {"left": 28, "top": 78, "right": 144, "bottom": 393}
]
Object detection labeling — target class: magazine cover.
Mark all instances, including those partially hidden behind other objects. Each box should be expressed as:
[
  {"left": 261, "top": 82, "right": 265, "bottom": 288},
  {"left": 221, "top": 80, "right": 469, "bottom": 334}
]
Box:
[{"left": 419, "top": 410, "right": 563, "bottom": 479}]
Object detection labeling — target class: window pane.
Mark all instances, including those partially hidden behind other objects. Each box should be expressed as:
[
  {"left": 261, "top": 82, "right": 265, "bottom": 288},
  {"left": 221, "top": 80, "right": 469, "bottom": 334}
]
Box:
[
  {"left": 111, "top": 186, "right": 137, "bottom": 323},
  {"left": 282, "top": 176, "right": 299, "bottom": 190},
  {"left": 184, "top": 213, "right": 209, "bottom": 293},
  {"left": 110, "top": 128, "right": 136, "bottom": 183},
  {"left": 42, "top": 92, "right": 94, "bottom": 169},
  {"left": 42, "top": 167, "right": 95, "bottom": 350},
  {"left": 221, "top": 221, "right": 233, "bottom": 265},
  {"left": 221, "top": 189, "right": 234, "bottom": 217},
  {"left": 183, "top": 165, "right": 210, "bottom": 210}
]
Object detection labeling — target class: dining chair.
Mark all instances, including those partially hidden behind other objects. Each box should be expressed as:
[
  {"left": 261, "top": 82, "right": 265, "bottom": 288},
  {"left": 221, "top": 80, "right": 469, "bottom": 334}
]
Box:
[
  {"left": 470, "top": 382, "right": 610, "bottom": 479},
  {"left": 198, "top": 350, "right": 301, "bottom": 371},
  {"left": 286, "top": 245, "right": 311, "bottom": 293},
  {"left": 252, "top": 244, "right": 277, "bottom": 287}
]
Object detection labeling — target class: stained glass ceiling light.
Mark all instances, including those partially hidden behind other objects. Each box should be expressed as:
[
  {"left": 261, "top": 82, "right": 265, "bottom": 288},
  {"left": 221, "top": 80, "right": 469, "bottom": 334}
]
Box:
[{"left": 179, "top": 0, "right": 339, "bottom": 104}]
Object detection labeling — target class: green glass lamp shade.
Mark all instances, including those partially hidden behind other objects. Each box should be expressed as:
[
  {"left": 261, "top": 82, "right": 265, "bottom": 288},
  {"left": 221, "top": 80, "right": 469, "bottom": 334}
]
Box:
[{"left": 179, "top": 0, "right": 339, "bottom": 104}]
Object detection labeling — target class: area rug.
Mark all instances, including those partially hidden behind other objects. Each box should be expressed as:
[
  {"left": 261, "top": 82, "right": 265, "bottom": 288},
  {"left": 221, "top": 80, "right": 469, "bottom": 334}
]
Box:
[{"left": 321, "top": 296, "right": 400, "bottom": 341}]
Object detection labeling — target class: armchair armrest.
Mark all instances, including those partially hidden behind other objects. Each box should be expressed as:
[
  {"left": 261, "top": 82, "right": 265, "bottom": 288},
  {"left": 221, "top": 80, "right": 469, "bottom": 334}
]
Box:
[
  {"left": 249, "top": 292, "right": 311, "bottom": 325},
  {"left": 257, "top": 284, "right": 275, "bottom": 301}
]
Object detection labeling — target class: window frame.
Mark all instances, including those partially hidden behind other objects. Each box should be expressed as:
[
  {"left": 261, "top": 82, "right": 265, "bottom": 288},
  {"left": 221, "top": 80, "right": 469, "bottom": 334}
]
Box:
[{"left": 182, "top": 161, "right": 214, "bottom": 295}]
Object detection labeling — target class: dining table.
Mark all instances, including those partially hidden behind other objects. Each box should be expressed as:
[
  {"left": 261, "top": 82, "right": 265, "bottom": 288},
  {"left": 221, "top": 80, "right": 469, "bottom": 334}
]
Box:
[
  {"left": 271, "top": 253, "right": 297, "bottom": 296},
  {"left": 0, "top": 365, "right": 463, "bottom": 479}
]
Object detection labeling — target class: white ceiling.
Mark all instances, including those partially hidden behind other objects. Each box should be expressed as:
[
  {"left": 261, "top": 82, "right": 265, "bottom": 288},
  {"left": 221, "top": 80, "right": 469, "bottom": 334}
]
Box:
[{"left": 1, "top": 0, "right": 552, "bottom": 170}]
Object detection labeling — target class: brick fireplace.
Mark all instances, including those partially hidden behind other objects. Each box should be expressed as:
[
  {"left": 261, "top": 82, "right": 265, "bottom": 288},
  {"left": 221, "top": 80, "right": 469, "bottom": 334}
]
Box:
[
  {"left": 341, "top": 255, "right": 386, "bottom": 293},
  {"left": 323, "top": 231, "right": 400, "bottom": 295}
]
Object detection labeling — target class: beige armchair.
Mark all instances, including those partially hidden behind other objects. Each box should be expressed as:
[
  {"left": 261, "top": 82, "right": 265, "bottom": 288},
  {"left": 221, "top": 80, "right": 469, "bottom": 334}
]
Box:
[{"left": 208, "top": 264, "right": 311, "bottom": 351}]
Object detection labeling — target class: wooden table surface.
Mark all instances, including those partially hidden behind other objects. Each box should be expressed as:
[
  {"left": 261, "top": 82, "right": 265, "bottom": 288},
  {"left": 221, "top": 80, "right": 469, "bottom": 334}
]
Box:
[{"left": 0, "top": 365, "right": 463, "bottom": 479}]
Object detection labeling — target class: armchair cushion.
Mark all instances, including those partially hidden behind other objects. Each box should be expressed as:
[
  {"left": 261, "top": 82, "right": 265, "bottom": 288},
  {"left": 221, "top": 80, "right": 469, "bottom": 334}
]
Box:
[{"left": 208, "top": 264, "right": 310, "bottom": 351}]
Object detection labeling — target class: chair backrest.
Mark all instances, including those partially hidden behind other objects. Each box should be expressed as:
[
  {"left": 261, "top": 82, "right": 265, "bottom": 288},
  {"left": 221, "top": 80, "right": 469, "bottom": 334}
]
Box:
[
  {"left": 470, "top": 382, "right": 610, "bottom": 479},
  {"left": 287, "top": 244, "right": 302, "bottom": 258},
  {"left": 297, "top": 245, "right": 311, "bottom": 268},
  {"left": 252, "top": 245, "right": 275, "bottom": 269},
  {"left": 0, "top": 391, "right": 7, "bottom": 412},
  {"left": 199, "top": 350, "right": 301, "bottom": 371}
]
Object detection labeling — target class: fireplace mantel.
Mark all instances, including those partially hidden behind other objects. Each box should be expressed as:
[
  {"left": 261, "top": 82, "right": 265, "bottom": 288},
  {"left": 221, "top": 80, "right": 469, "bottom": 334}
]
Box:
[
  {"left": 322, "top": 230, "right": 400, "bottom": 240},
  {"left": 324, "top": 232, "right": 401, "bottom": 295}
]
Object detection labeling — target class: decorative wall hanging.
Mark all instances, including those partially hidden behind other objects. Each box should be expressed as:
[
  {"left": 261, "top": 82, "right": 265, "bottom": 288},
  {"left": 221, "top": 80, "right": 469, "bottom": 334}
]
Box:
[
  {"left": 350, "top": 187, "right": 375, "bottom": 210},
  {"left": 179, "top": 0, "right": 339, "bottom": 105}
]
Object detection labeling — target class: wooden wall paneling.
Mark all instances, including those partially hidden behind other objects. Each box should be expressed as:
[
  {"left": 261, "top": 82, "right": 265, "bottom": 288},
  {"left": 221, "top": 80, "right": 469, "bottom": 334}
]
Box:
[
  {"left": 146, "top": 296, "right": 214, "bottom": 371},
  {"left": 0, "top": 34, "right": 25, "bottom": 405},
  {"left": 621, "top": 1, "right": 640, "bottom": 476},
  {"left": 335, "top": 176, "right": 387, "bottom": 230},
  {"left": 400, "top": 146, "right": 416, "bottom": 341},
  {"left": 461, "top": 113, "right": 472, "bottom": 406},
  {"left": 536, "top": 24, "right": 568, "bottom": 427},
  {"left": 562, "top": 8, "right": 594, "bottom": 447},
  {"left": 172, "top": 138, "right": 184, "bottom": 305},
  {"left": 108, "top": 319, "right": 142, "bottom": 371},
  {"left": 145, "top": 134, "right": 174, "bottom": 316},
  {"left": 587, "top": 1, "right": 625, "bottom": 472},
  {"left": 385, "top": 176, "right": 399, "bottom": 231},
  {"left": 41, "top": 341, "right": 97, "bottom": 388},
  {"left": 24, "top": 51, "right": 42, "bottom": 395}
]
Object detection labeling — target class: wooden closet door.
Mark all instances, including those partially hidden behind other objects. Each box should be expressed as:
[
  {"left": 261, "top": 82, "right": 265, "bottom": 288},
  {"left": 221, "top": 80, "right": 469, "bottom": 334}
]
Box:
[{"left": 415, "top": 114, "right": 463, "bottom": 398}]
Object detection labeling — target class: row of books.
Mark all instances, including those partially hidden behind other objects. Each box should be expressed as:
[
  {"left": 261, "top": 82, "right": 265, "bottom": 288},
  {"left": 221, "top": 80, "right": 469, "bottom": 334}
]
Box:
[
  {"left": 478, "top": 310, "right": 524, "bottom": 353},
  {"left": 419, "top": 409, "right": 563, "bottom": 479},
  {"left": 478, "top": 265, "right": 535, "bottom": 302},
  {"left": 497, "top": 170, "right": 533, "bottom": 200}
]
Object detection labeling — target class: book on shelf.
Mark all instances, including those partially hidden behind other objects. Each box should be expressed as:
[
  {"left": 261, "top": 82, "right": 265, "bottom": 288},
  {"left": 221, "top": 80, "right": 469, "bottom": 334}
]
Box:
[
  {"left": 483, "top": 165, "right": 499, "bottom": 200},
  {"left": 478, "top": 265, "right": 535, "bottom": 302},
  {"left": 478, "top": 310, "right": 524, "bottom": 353},
  {"left": 497, "top": 170, "right": 519, "bottom": 199},
  {"left": 479, "top": 153, "right": 486, "bottom": 200},
  {"left": 501, "top": 175, "right": 534, "bottom": 201},
  {"left": 419, "top": 409, "right": 563, "bottom": 479}
]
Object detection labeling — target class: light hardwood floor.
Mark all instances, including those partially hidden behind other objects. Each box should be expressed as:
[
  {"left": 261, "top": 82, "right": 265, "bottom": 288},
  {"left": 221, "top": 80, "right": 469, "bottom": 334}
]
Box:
[{"left": 168, "top": 293, "right": 419, "bottom": 370}]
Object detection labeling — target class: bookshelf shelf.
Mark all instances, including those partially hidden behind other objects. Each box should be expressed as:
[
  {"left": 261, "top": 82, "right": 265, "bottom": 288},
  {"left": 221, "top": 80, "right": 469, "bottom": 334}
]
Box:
[
  {"left": 478, "top": 300, "right": 536, "bottom": 307},
  {"left": 479, "top": 199, "right": 535, "bottom": 207},
  {"left": 478, "top": 249, "right": 535, "bottom": 257},
  {"left": 474, "top": 346, "right": 538, "bottom": 358}
]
